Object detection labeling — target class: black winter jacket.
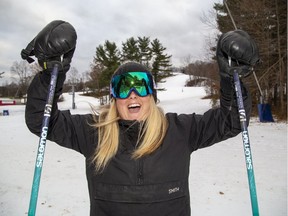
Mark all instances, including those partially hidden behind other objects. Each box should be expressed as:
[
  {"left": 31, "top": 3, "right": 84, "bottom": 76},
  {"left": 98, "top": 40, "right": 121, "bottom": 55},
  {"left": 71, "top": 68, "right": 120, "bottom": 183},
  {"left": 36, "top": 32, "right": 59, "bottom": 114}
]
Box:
[{"left": 25, "top": 71, "right": 251, "bottom": 216}]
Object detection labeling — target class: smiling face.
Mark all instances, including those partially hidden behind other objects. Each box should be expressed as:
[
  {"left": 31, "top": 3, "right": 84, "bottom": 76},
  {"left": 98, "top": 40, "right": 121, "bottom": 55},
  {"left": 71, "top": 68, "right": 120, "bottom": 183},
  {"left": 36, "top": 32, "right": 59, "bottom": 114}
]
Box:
[{"left": 116, "top": 91, "right": 151, "bottom": 121}]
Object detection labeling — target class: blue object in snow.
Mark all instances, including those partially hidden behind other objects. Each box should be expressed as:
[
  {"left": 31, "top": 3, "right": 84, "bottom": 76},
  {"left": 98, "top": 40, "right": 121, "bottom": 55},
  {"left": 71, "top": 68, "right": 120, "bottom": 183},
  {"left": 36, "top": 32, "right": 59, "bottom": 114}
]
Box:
[{"left": 257, "top": 104, "right": 274, "bottom": 122}]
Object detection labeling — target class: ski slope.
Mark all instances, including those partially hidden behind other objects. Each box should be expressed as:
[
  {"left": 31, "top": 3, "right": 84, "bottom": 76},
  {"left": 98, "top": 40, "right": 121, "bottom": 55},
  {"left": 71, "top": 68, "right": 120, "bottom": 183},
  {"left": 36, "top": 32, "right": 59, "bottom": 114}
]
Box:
[{"left": 0, "top": 72, "right": 287, "bottom": 216}]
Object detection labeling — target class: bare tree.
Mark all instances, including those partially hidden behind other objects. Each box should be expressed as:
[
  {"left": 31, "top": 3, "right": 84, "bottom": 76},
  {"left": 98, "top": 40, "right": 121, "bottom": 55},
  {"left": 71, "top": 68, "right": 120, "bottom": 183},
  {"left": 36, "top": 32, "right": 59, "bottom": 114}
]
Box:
[
  {"left": 10, "top": 60, "right": 33, "bottom": 97},
  {"left": 211, "top": 0, "right": 287, "bottom": 120},
  {"left": 200, "top": 6, "right": 220, "bottom": 61},
  {"left": 66, "top": 67, "right": 80, "bottom": 85}
]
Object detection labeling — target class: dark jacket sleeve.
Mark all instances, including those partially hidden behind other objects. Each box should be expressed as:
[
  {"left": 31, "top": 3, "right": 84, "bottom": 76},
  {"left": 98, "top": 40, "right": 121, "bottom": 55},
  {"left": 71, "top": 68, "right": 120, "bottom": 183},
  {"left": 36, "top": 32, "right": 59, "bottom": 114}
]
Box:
[
  {"left": 25, "top": 70, "right": 97, "bottom": 157},
  {"left": 168, "top": 76, "right": 252, "bottom": 153}
]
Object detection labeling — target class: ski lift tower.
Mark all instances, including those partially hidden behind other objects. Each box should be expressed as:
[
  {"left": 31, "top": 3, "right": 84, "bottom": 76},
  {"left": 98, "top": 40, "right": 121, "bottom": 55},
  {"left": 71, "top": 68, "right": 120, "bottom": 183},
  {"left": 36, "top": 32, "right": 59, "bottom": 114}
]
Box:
[{"left": 69, "top": 84, "right": 76, "bottom": 109}]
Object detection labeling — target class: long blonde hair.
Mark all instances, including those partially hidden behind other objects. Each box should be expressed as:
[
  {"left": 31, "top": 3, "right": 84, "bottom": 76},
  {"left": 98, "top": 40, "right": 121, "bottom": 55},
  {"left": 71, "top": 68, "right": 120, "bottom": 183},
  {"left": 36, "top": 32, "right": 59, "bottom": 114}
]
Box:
[{"left": 91, "top": 96, "right": 168, "bottom": 171}]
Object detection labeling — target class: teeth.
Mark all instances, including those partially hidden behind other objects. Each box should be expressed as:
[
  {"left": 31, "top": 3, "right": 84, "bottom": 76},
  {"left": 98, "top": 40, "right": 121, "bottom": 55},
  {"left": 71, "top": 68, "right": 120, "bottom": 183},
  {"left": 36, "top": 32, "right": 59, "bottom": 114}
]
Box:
[{"left": 128, "top": 103, "right": 140, "bottom": 108}]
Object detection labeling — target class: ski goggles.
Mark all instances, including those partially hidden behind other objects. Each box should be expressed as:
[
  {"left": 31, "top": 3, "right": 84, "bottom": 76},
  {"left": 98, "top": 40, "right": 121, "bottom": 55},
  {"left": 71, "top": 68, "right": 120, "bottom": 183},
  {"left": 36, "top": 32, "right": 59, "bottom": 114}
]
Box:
[{"left": 110, "top": 71, "right": 154, "bottom": 99}]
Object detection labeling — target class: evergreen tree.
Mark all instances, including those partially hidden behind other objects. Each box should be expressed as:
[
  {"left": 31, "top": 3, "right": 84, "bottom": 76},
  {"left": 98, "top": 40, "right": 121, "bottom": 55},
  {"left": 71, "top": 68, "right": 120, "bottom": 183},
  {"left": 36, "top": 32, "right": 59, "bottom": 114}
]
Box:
[
  {"left": 150, "top": 38, "right": 172, "bottom": 83},
  {"left": 122, "top": 37, "right": 140, "bottom": 62},
  {"left": 138, "top": 36, "right": 152, "bottom": 68},
  {"left": 93, "top": 40, "right": 121, "bottom": 90},
  {"left": 89, "top": 37, "right": 173, "bottom": 96}
]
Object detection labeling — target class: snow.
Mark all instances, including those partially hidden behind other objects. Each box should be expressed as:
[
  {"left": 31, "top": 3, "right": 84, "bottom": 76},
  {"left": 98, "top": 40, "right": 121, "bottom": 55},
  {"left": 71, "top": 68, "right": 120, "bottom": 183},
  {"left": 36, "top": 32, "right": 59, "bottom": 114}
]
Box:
[{"left": 0, "top": 72, "right": 287, "bottom": 216}]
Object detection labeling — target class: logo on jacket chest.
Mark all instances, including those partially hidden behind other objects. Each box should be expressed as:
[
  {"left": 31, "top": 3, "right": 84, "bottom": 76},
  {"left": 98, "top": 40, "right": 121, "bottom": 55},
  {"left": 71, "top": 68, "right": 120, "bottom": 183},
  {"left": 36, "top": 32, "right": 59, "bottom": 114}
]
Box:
[{"left": 168, "top": 187, "right": 180, "bottom": 194}]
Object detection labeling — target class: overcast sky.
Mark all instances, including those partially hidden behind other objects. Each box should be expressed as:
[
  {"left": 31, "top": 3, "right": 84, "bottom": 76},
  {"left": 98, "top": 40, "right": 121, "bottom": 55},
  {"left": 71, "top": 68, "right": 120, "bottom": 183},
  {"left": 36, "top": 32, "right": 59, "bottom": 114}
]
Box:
[{"left": 0, "top": 0, "right": 219, "bottom": 84}]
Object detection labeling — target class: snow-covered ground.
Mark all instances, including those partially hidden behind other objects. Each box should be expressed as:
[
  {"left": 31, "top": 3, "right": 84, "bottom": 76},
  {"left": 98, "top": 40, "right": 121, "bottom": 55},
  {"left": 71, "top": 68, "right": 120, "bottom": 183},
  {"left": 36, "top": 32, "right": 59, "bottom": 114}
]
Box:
[{"left": 0, "top": 73, "right": 287, "bottom": 216}]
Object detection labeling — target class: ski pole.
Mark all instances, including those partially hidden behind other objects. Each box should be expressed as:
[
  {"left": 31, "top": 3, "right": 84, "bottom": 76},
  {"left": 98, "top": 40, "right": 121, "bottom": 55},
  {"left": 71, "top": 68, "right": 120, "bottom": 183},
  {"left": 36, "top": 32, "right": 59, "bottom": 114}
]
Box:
[
  {"left": 224, "top": 0, "right": 263, "bottom": 103},
  {"left": 230, "top": 59, "right": 260, "bottom": 216},
  {"left": 224, "top": 1, "right": 260, "bottom": 214},
  {"left": 28, "top": 64, "right": 59, "bottom": 216}
]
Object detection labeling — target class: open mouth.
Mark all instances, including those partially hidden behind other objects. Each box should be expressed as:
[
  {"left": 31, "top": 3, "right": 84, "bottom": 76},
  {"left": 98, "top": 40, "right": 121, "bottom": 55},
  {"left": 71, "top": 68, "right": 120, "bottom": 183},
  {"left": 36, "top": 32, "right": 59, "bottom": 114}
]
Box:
[{"left": 128, "top": 103, "right": 141, "bottom": 113}]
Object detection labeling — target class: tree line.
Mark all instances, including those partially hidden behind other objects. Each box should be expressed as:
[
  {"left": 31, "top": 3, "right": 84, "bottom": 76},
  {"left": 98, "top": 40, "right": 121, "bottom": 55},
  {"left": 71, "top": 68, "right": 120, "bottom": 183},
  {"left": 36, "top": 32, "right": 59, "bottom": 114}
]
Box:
[
  {"left": 218, "top": 0, "right": 286, "bottom": 120},
  {"left": 0, "top": 36, "right": 172, "bottom": 100},
  {"left": 1, "top": 0, "right": 286, "bottom": 120},
  {"left": 184, "top": 0, "right": 287, "bottom": 120},
  {"left": 86, "top": 37, "right": 172, "bottom": 97}
]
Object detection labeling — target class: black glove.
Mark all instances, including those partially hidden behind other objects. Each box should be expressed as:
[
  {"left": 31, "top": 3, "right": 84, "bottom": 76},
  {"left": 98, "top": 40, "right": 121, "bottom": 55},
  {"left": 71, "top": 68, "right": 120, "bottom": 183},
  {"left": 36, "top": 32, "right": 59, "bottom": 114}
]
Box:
[
  {"left": 216, "top": 30, "right": 260, "bottom": 78},
  {"left": 21, "top": 20, "right": 77, "bottom": 73},
  {"left": 38, "top": 47, "right": 76, "bottom": 73}
]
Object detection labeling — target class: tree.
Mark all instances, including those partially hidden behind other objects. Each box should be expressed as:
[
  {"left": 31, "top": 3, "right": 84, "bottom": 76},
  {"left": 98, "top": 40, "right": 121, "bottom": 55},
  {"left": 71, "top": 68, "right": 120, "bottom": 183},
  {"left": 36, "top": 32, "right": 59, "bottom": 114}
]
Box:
[
  {"left": 63, "top": 66, "right": 85, "bottom": 93},
  {"left": 66, "top": 67, "right": 80, "bottom": 85},
  {"left": 89, "top": 37, "right": 173, "bottom": 97},
  {"left": 94, "top": 40, "right": 121, "bottom": 88},
  {"left": 214, "top": 0, "right": 287, "bottom": 119},
  {"left": 150, "top": 38, "right": 172, "bottom": 83},
  {"left": 10, "top": 60, "right": 33, "bottom": 97},
  {"left": 87, "top": 63, "right": 105, "bottom": 96},
  {"left": 138, "top": 36, "right": 152, "bottom": 67},
  {"left": 122, "top": 37, "right": 140, "bottom": 62}
]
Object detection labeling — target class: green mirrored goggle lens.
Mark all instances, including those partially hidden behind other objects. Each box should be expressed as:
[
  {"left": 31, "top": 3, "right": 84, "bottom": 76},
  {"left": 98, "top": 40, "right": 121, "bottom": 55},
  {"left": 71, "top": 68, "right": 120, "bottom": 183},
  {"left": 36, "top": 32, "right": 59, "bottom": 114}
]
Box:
[{"left": 111, "top": 72, "right": 154, "bottom": 99}]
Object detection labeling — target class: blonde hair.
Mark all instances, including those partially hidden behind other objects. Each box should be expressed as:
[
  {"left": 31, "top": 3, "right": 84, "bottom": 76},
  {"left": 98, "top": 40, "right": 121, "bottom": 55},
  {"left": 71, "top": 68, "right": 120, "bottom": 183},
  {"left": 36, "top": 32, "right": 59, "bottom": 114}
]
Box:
[{"left": 91, "top": 96, "right": 168, "bottom": 171}]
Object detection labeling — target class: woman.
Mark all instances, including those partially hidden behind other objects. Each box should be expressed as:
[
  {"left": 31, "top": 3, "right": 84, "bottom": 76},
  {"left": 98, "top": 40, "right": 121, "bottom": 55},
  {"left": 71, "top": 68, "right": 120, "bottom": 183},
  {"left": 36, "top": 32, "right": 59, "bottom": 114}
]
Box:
[{"left": 25, "top": 21, "right": 259, "bottom": 216}]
